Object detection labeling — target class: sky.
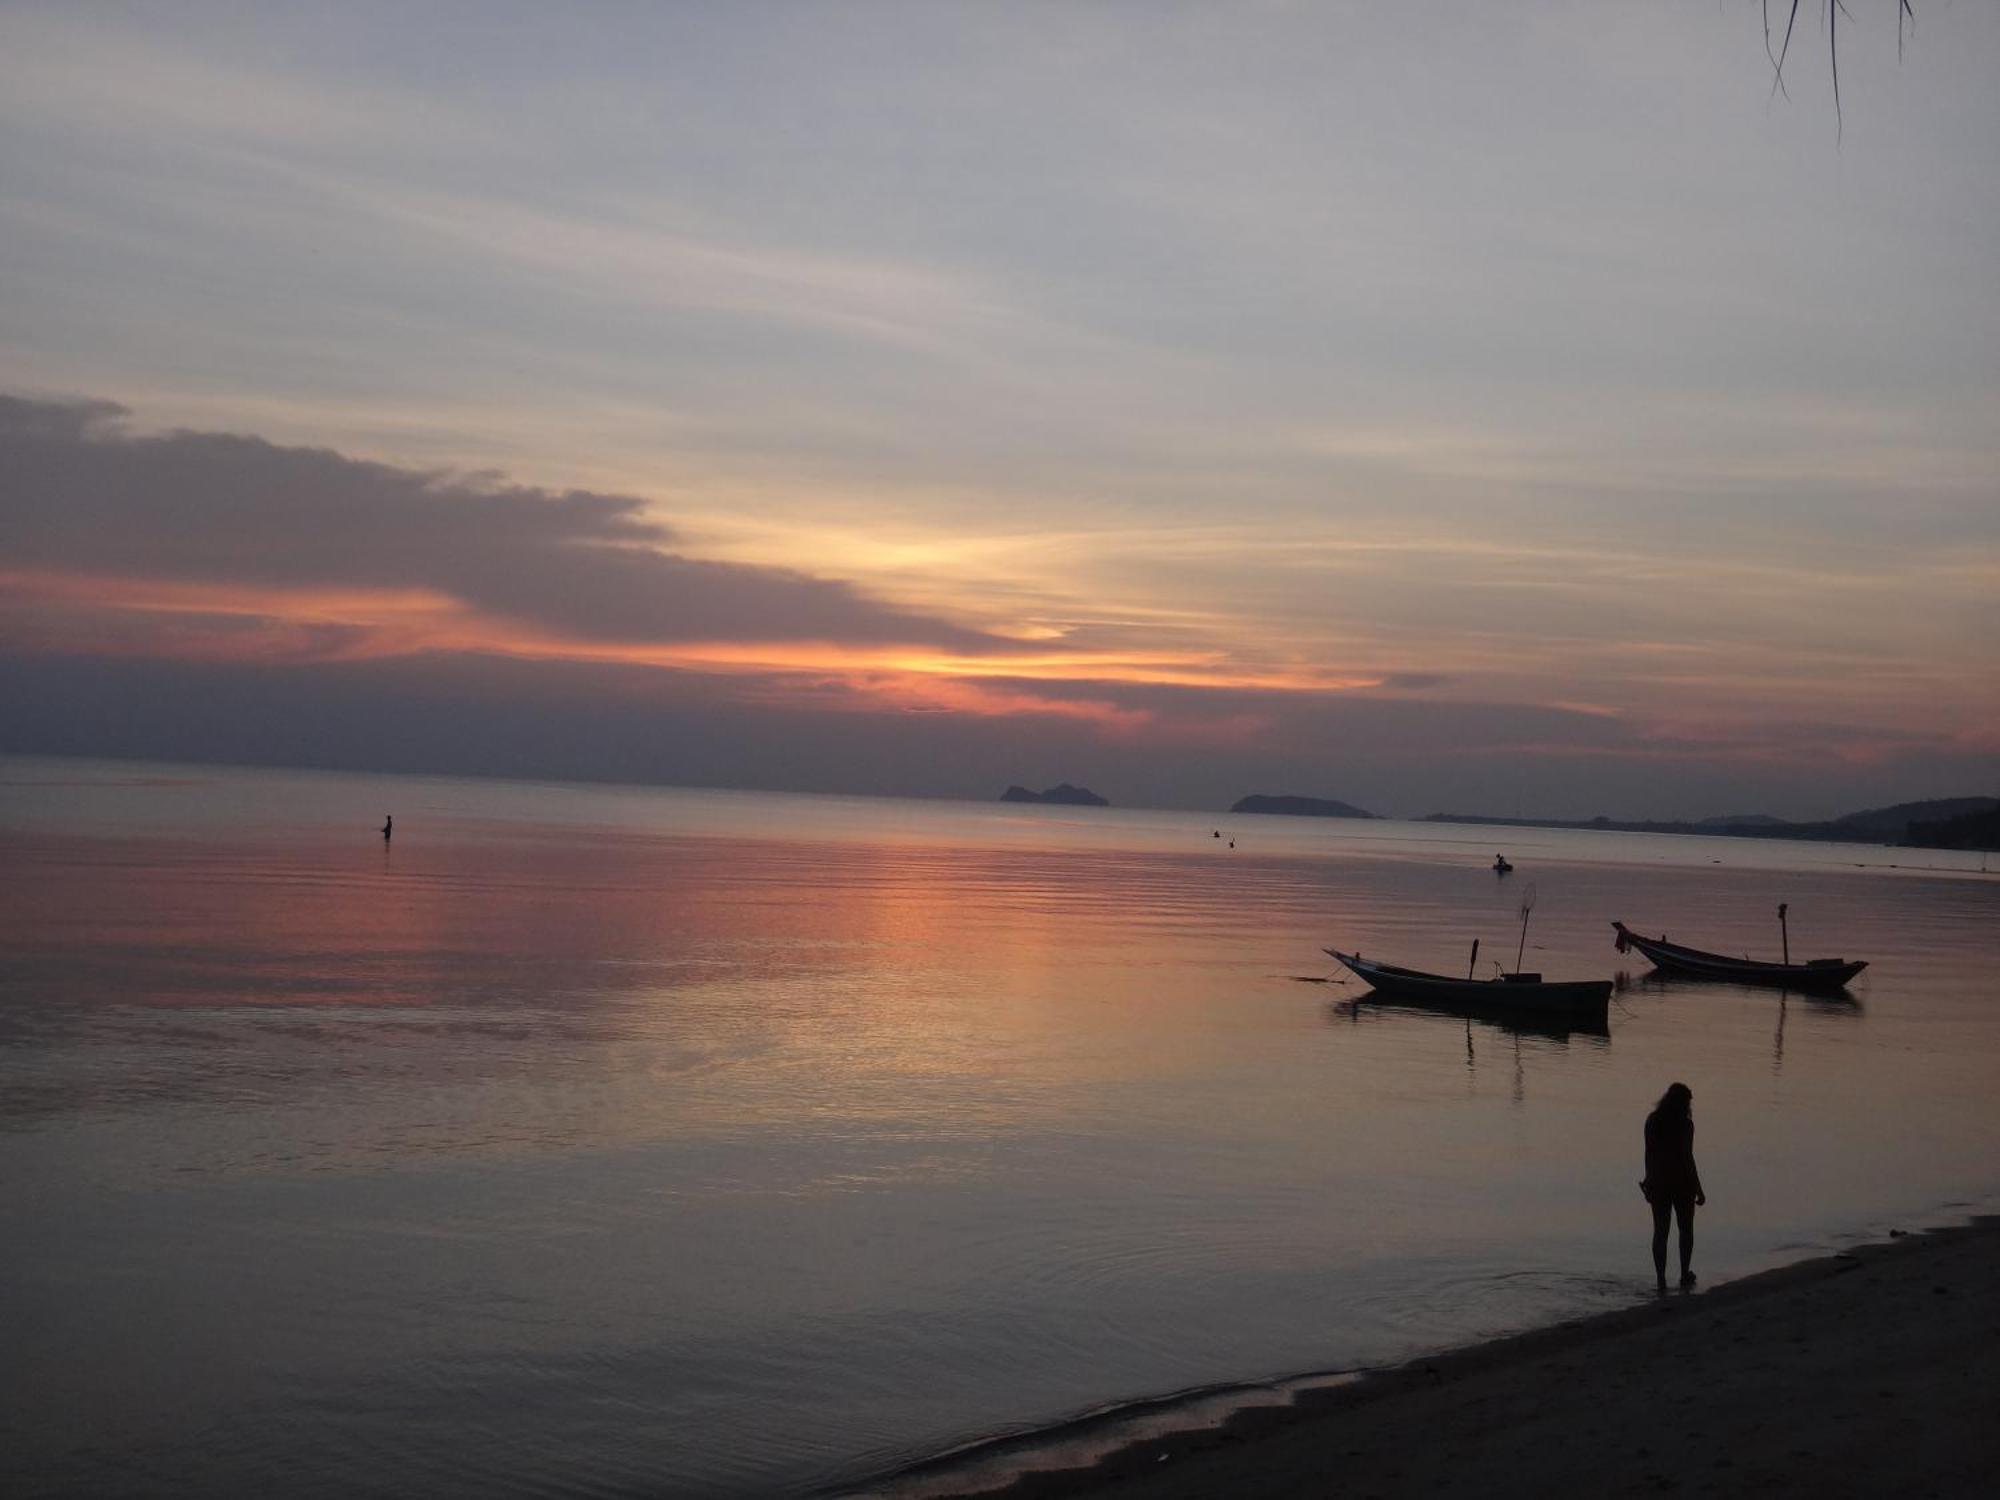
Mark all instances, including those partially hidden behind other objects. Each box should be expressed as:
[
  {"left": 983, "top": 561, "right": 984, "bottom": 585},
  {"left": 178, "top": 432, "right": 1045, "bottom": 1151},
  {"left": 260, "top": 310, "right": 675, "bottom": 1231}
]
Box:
[{"left": 2, "top": 2, "right": 1995, "bottom": 819}]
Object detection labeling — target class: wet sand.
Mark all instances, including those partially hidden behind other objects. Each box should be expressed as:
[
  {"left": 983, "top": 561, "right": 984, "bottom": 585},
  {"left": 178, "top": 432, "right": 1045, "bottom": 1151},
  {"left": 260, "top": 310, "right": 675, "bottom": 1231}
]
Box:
[{"left": 945, "top": 1219, "right": 2000, "bottom": 1499}]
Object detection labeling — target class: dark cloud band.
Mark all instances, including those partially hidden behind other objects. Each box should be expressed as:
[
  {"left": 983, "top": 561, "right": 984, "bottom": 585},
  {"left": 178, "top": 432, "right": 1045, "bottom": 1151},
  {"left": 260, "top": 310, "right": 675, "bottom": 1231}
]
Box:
[{"left": 0, "top": 394, "right": 1001, "bottom": 651}]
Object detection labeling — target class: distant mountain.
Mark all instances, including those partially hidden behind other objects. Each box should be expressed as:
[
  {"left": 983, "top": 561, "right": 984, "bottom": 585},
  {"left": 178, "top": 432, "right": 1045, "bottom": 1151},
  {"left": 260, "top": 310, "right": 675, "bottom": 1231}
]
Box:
[
  {"left": 1230, "top": 793, "right": 1376, "bottom": 819},
  {"left": 1423, "top": 796, "right": 1999, "bottom": 847},
  {"left": 999, "top": 783, "right": 1109, "bottom": 807},
  {"left": 1903, "top": 805, "right": 2000, "bottom": 852},
  {"left": 1424, "top": 813, "right": 1556, "bottom": 829},
  {"left": 1827, "top": 798, "right": 2000, "bottom": 841}
]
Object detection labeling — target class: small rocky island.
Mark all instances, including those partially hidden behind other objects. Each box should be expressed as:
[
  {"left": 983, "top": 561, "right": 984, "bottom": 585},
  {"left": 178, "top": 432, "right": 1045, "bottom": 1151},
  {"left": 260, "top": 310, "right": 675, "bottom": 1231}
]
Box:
[
  {"left": 1000, "top": 783, "right": 1109, "bottom": 807},
  {"left": 1230, "top": 793, "right": 1376, "bottom": 819}
]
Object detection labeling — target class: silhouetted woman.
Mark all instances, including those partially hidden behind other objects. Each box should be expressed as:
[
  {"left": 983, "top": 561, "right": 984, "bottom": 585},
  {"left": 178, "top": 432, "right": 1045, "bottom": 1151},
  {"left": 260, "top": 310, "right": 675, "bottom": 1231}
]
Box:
[
  {"left": 382, "top": 815, "right": 393, "bottom": 841},
  {"left": 1641, "top": 1082, "right": 1705, "bottom": 1291}
]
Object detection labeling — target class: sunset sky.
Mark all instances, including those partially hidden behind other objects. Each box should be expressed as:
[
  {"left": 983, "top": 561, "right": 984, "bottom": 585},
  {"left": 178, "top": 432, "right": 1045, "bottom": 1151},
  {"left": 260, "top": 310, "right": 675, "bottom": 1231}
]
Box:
[{"left": 3, "top": 3, "right": 1995, "bottom": 818}]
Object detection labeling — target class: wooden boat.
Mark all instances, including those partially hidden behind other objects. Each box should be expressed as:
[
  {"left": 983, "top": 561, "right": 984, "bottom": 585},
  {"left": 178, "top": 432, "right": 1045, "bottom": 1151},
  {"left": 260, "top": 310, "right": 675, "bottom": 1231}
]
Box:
[
  {"left": 1324, "top": 949, "right": 1612, "bottom": 1016},
  {"left": 1611, "top": 921, "right": 1865, "bottom": 991}
]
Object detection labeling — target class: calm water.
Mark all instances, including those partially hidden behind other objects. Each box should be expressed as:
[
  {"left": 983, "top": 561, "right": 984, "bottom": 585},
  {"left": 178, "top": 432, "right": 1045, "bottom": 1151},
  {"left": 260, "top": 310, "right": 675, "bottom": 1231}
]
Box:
[{"left": 3, "top": 757, "right": 1997, "bottom": 1499}]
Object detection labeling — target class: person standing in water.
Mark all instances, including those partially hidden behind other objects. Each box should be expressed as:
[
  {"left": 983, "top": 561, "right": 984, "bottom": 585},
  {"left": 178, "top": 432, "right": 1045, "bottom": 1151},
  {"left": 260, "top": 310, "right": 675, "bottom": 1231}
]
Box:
[
  {"left": 382, "top": 815, "right": 393, "bottom": 841},
  {"left": 1641, "top": 1082, "right": 1705, "bottom": 1292}
]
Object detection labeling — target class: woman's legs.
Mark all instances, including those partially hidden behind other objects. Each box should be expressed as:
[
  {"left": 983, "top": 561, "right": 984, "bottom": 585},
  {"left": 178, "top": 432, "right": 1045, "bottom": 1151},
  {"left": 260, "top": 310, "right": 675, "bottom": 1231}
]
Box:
[
  {"left": 1674, "top": 1199, "right": 1696, "bottom": 1285},
  {"left": 1650, "top": 1199, "right": 1671, "bottom": 1289}
]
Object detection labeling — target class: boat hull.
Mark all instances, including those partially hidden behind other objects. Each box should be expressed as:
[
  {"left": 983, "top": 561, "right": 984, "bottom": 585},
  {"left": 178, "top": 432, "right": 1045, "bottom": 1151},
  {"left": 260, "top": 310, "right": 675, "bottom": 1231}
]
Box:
[
  {"left": 1611, "top": 923, "right": 1865, "bottom": 992},
  {"left": 1325, "top": 949, "right": 1612, "bottom": 1016}
]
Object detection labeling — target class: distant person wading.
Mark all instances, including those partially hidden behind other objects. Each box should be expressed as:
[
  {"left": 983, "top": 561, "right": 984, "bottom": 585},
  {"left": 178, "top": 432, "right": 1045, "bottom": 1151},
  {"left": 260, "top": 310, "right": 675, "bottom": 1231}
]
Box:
[{"left": 1641, "top": 1082, "right": 1705, "bottom": 1292}]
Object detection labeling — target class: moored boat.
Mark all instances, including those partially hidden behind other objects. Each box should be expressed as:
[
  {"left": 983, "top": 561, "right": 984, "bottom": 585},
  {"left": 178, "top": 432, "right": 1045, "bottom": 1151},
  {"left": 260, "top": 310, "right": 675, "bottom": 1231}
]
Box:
[
  {"left": 1611, "top": 921, "right": 1866, "bottom": 991},
  {"left": 1324, "top": 949, "right": 1612, "bottom": 1016}
]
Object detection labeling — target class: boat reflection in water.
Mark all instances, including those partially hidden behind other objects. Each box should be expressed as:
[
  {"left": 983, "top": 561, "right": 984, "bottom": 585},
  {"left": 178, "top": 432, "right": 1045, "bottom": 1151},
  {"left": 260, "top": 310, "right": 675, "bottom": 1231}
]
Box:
[
  {"left": 1330, "top": 991, "right": 1612, "bottom": 1046},
  {"left": 1617, "top": 966, "right": 1864, "bottom": 1009},
  {"left": 1328, "top": 992, "right": 1609, "bottom": 1106}
]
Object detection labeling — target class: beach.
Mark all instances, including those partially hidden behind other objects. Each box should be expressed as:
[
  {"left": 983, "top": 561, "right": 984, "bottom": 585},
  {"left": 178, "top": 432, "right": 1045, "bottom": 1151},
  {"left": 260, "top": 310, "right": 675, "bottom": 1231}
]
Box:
[{"left": 953, "top": 1219, "right": 2000, "bottom": 1499}]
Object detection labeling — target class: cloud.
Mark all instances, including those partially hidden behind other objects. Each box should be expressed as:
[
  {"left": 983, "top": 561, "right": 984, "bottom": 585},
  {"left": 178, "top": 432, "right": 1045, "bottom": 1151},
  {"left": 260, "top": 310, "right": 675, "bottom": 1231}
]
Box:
[
  {"left": 0, "top": 394, "right": 1002, "bottom": 651},
  {"left": 0, "top": 12, "right": 489, "bottom": 154},
  {"left": 4, "top": 392, "right": 1988, "bottom": 821},
  {"left": 5, "top": 647, "right": 1987, "bottom": 822}
]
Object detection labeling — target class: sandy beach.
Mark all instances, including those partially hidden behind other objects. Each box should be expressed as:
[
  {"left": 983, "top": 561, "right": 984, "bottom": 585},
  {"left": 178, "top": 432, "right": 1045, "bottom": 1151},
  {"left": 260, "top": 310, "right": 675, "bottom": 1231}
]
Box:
[{"left": 944, "top": 1219, "right": 2000, "bottom": 1499}]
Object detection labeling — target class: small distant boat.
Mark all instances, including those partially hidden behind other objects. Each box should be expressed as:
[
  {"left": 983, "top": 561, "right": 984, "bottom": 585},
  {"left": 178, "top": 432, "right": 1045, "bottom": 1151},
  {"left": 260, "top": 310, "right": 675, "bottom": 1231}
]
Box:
[
  {"left": 1611, "top": 921, "right": 1866, "bottom": 991},
  {"left": 1325, "top": 949, "right": 1612, "bottom": 1016}
]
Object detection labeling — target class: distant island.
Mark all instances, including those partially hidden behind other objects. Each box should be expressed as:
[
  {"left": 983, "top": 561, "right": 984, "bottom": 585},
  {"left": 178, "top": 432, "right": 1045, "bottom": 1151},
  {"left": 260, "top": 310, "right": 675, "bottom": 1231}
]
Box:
[
  {"left": 1000, "top": 783, "right": 1109, "bottom": 807},
  {"left": 1421, "top": 796, "right": 1999, "bottom": 849},
  {"left": 1230, "top": 794, "right": 1377, "bottom": 819}
]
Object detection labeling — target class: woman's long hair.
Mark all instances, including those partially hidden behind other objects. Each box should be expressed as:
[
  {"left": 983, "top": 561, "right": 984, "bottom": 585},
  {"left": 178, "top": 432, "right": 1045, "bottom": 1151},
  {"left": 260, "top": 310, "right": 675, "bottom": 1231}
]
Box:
[{"left": 1653, "top": 1082, "right": 1693, "bottom": 1120}]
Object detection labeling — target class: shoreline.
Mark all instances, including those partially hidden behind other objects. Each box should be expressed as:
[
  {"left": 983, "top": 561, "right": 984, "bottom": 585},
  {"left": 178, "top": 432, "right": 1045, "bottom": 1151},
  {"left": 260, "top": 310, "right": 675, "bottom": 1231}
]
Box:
[{"left": 884, "top": 1217, "right": 2000, "bottom": 1499}]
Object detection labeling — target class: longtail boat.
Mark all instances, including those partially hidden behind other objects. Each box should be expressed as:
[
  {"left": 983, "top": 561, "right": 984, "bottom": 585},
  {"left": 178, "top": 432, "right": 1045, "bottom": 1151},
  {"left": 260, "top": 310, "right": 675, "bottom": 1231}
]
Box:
[
  {"left": 1611, "top": 921, "right": 1866, "bottom": 991},
  {"left": 1324, "top": 949, "right": 1612, "bottom": 1017}
]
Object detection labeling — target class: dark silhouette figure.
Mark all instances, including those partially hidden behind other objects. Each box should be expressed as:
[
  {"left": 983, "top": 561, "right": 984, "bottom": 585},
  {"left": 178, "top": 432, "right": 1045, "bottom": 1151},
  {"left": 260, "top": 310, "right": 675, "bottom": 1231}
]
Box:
[
  {"left": 1641, "top": 1082, "right": 1705, "bottom": 1291},
  {"left": 1493, "top": 854, "right": 1513, "bottom": 875},
  {"left": 382, "top": 815, "right": 393, "bottom": 841}
]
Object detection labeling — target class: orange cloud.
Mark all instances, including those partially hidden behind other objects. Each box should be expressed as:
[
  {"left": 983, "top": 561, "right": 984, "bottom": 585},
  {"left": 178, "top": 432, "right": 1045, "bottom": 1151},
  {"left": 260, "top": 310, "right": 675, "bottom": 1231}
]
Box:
[
  {"left": 0, "top": 565, "right": 1389, "bottom": 711},
  {"left": 1, "top": 568, "right": 458, "bottom": 626}
]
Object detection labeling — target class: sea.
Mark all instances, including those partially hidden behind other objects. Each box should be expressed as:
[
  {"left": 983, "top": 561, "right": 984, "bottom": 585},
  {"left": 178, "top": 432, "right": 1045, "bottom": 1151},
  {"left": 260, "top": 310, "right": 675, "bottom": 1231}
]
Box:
[{"left": 3, "top": 755, "right": 1996, "bottom": 1499}]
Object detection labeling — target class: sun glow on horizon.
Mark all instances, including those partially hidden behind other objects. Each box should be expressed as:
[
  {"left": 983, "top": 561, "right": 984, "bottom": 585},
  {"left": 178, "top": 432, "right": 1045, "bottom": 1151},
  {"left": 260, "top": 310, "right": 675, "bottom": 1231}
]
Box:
[{"left": 0, "top": 566, "right": 1387, "bottom": 723}]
